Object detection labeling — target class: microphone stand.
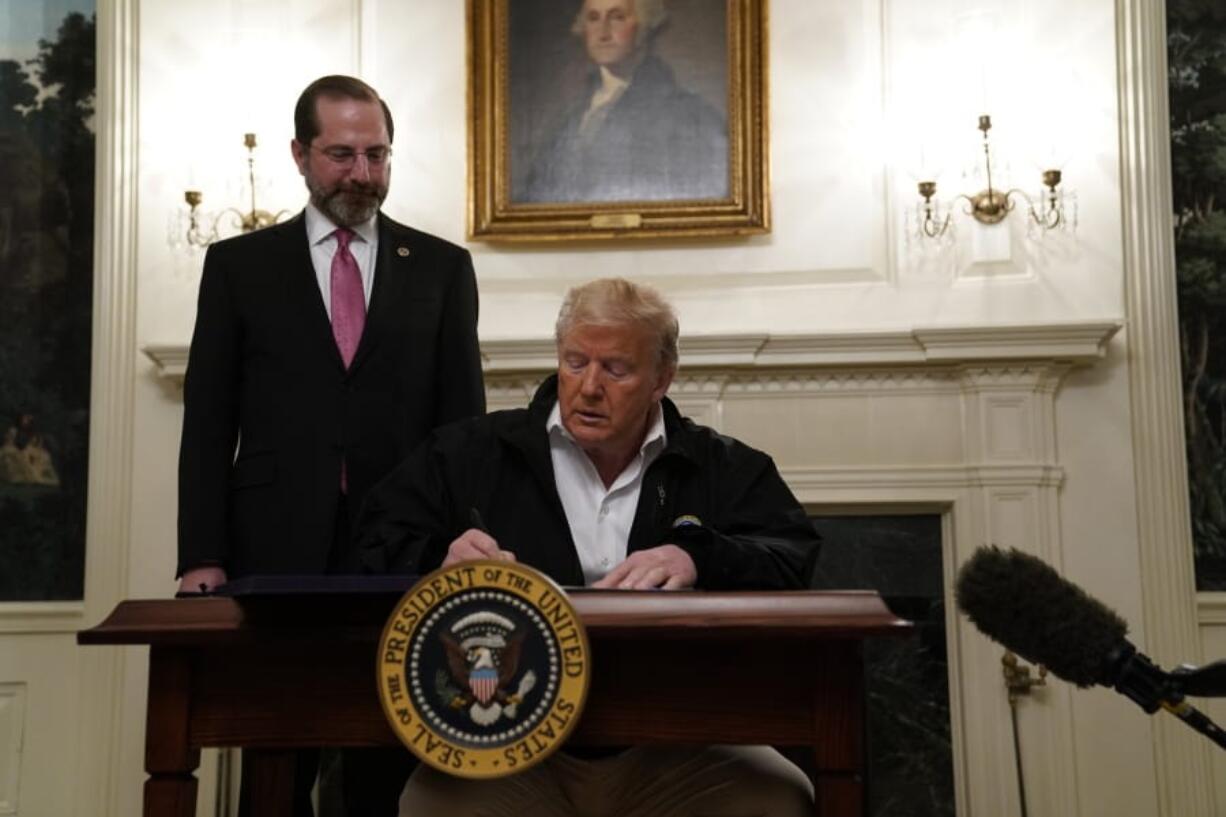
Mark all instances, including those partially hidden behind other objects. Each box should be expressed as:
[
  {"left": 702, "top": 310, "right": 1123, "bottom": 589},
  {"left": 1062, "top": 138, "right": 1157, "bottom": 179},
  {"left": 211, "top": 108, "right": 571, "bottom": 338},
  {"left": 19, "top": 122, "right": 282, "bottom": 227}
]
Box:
[
  {"left": 1171, "top": 660, "right": 1226, "bottom": 697},
  {"left": 1159, "top": 699, "right": 1226, "bottom": 750},
  {"left": 1003, "top": 652, "right": 1047, "bottom": 817},
  {"left": 1110, "top": 647, "right": 1226, "bottom": 750}
]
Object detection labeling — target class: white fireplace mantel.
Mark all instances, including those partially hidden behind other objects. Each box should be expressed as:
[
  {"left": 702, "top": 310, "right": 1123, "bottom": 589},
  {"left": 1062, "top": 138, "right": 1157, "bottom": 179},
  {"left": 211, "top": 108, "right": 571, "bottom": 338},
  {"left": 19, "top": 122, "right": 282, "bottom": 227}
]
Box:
[{"left": 143, "top": 320, "right": 1121, "bottom": 382}]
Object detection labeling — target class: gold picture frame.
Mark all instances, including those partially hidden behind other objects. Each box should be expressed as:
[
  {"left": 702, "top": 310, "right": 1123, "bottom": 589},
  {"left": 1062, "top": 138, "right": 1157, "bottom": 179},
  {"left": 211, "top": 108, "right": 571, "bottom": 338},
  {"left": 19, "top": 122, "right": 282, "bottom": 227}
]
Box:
[{"left": 468, "top": 0, "right": 769, "bottom": 242}]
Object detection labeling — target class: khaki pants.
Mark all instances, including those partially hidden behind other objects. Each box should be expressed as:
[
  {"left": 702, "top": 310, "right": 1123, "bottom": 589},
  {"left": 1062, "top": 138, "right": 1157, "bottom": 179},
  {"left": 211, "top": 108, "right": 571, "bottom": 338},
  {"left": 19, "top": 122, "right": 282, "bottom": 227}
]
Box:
[{"left": 399, "top": 745, "right": 814, "bottom": 817}]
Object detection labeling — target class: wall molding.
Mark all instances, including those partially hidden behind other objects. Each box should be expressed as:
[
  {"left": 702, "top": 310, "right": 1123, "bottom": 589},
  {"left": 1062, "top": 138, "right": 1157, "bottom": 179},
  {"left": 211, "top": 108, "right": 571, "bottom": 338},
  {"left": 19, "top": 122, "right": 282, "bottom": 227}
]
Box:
[
  {"left": 1116, "top": 0, "right": 1216, "bottom": 812},
  {"left": 71, "top": 0, "right": 140, "bottom": 814},
  {"left": 0, "top": 602, "right": 85, "bottom": 635},
  {"left": 142, "top": 343, "right": 188, "bottom": 381},
  {"left": 783, "top": 464, "right": 1065, "bottom": 491},
  {"left": 143, "top": 322, "right": 1121, "bottom": 384},
  {"left": 0, "top": 683, "right": 26, "bottom": 815},
  {"left": 1197, "top": 594, "right": 1226, "bottom": 626}
]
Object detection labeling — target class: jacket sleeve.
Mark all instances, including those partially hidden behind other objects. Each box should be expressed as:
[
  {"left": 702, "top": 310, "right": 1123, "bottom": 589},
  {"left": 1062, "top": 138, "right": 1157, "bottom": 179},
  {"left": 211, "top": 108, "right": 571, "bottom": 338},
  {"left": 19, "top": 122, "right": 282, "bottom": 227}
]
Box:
[
  {"left": 432, "top": 248, "right": 486, "bottom": 427},
  {"left": 667, "top": 448, "right": 821, "bottom": 591},
  {"left": 355, "top": 434, "right": 458, "bottom": 575},
  {"left": 176, "top": 243, "right": 242, "bottom": 577}
]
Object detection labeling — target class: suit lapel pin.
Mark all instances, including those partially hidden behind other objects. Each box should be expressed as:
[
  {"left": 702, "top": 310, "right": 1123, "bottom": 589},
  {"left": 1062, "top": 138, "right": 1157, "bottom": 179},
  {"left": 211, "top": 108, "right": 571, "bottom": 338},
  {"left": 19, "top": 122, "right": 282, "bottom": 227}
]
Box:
[{"left": 397, "top": 246, "right": 411, "bottom": 257}]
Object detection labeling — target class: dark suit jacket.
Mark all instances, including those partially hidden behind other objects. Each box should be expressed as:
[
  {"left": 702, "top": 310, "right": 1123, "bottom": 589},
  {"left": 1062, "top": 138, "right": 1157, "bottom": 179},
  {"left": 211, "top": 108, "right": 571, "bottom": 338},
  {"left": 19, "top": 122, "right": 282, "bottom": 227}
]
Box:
[{"left": 177, "top": 211, "right": 485, "bottom": 578}]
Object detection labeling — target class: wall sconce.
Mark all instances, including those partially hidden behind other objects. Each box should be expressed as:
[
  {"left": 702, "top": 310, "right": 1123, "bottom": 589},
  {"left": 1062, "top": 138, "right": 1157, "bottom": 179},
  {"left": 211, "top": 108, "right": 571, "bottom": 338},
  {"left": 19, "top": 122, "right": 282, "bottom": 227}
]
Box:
[
  {"left": 913, "top": 115, "right": 1075, "bottom": 241},
  {"left": 179, "top": 133, "right": 289, "bottom": 249}
]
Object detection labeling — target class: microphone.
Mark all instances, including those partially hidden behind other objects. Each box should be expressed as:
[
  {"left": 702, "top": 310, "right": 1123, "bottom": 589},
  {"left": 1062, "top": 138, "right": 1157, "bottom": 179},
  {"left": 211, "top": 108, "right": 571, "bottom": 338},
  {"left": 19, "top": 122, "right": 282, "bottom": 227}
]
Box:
[{"left": 955, "top": 546, "right": 1226, "bottom": 750}]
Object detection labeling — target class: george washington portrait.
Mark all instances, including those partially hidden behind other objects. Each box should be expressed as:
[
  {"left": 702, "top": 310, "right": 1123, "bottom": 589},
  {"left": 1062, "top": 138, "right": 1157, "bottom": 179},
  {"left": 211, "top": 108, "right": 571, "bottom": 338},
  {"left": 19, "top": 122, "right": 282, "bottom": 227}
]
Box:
[{"left": 508, "top": 0, "right": 731, "bottom": 204}]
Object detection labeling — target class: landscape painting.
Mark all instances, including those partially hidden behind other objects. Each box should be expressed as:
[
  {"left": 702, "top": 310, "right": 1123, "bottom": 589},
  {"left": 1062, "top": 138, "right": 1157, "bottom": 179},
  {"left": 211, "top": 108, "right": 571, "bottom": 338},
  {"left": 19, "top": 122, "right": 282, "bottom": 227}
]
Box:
[{"left": 0, "top": 0, "right": 96, "bottom": 600}]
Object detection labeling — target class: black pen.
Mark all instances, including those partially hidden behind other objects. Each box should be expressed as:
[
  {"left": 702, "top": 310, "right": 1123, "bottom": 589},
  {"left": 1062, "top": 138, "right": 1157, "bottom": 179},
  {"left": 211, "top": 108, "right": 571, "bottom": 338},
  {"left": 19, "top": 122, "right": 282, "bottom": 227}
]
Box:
[
  {"left": 469, "top": 507, "right": 488, "bottom": 533},
  {"left": 173, "top": 582, "right": 213, "bottom": 599}
]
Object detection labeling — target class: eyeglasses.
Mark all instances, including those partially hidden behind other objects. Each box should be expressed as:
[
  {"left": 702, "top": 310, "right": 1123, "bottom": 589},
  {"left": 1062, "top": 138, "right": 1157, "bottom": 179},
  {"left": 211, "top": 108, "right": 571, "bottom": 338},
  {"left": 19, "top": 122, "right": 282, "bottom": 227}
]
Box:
[{"left": 311, "top": 145, "right": 392, "bottom": 168}]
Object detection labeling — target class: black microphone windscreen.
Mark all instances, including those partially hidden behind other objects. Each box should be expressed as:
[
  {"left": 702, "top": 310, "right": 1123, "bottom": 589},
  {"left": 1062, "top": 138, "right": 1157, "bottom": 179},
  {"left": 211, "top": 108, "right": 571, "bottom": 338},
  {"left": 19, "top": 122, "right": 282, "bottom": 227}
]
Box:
[{"left": 954, "top": 546, "right": 1129, "bottom": 687}]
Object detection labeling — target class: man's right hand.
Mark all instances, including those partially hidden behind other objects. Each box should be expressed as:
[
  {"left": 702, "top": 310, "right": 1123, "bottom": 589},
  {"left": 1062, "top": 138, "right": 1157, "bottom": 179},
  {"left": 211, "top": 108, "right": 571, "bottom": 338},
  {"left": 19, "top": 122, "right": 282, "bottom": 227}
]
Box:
[
  {"left": 178, "top": 565, "right": 228, "bottom": 594},
  {"left": 442, "top": 529, "right": 516, "bottom": 566}
]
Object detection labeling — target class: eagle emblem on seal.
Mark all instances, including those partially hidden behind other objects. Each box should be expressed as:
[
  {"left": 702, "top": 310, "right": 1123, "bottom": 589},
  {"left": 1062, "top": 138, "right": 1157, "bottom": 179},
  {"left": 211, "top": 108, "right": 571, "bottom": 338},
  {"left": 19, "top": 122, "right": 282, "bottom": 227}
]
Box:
[{"left": 436, "top": 611, "right": 538, "bottom": 726}]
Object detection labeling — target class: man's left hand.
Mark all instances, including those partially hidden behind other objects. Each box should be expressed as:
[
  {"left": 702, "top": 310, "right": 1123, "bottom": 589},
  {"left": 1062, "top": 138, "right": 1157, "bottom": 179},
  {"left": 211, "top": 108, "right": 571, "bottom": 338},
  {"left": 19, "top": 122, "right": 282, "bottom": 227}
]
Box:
[{"left": 592, "top": 544, "right": 697, "bottom": 590}]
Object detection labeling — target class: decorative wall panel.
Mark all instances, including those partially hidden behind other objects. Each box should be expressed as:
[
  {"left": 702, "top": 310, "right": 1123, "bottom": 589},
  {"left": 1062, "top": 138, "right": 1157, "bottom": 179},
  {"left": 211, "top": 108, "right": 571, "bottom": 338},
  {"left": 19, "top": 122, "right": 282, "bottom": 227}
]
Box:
[{"left": 0, "top": 683, "right": 26, "bottom": 814}]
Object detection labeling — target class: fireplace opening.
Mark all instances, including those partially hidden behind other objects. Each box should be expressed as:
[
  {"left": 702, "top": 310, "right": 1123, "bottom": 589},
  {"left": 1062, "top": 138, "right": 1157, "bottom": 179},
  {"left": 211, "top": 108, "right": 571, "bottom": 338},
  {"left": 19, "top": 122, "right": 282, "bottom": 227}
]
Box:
[{"left": 807, "top": 513, "right": 954, "bottom": 817}]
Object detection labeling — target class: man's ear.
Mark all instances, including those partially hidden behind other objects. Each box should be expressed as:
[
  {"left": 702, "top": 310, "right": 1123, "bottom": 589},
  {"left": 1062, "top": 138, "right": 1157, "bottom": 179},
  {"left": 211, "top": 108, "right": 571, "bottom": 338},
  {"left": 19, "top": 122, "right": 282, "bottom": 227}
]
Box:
[
  {"left": 651, "top": 363, "right": 676, "bottom": 403},
  {"left": 290, "top": 139, "right": 308, "bottom": 176}
]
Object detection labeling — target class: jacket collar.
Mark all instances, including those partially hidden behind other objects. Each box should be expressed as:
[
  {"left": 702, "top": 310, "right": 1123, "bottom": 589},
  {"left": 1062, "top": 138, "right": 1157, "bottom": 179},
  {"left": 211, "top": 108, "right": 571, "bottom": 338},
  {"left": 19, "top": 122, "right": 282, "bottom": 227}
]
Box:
[
  {"left": 349, "top": 211, "right": 412, "bottom": 375},
  {"left": 508, "top": 374, "right": 700, "bottom": 467},
  {"left": 279, "top": 213, "right": 344, "bottom": 369}
]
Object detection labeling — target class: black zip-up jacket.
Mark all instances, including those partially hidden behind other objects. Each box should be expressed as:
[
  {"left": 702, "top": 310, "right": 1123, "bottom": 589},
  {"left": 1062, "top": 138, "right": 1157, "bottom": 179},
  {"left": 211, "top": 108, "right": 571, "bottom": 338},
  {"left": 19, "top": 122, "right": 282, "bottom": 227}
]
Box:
[{"left": 357, "top": 376, "right": 820, "bottom": 589}]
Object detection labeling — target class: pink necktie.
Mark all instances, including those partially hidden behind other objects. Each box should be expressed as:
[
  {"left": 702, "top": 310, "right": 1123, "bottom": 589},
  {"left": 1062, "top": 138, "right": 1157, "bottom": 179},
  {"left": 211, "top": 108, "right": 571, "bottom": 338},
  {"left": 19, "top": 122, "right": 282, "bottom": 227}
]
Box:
[
  {"left": 331, "top": 228, "right": 366, "bottom": 493},
  {"left": 331, "top": 227, "right": 366, "bottom": 369}
]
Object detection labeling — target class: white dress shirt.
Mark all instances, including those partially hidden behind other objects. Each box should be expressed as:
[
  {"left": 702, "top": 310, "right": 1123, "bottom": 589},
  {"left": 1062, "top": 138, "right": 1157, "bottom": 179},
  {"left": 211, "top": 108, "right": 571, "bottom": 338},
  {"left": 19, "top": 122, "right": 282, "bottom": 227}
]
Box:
[
  {"left": 547, "top": 401, "right": 667, "bottom": 585},
  {"left": 304, "top": 202, "right": 378, "bottom": 316}
]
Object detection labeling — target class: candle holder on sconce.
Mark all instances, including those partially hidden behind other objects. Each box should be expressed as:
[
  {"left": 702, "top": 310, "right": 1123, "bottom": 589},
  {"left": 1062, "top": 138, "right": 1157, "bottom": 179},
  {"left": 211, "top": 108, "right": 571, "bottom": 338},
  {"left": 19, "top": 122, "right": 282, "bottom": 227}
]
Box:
[
  {"left": 181, "top": 133, "right": 289, "bottom": 249},
  {"left": 912, "top": 115, "right": 1075, "bottom": 242}
]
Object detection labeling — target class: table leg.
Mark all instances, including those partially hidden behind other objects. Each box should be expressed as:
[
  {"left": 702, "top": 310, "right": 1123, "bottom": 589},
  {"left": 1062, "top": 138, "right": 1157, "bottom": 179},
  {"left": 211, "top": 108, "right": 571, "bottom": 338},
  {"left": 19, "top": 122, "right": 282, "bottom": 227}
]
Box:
[
  {"left": 811, "top": 643, "right": 866, "bottom": 817},
  {"left": 145, "top": 648, "right": 201, "bottom": 817},
  {"left": 243, "top": 750, "right": 301, "bottom": 817},
  {"left": 814, "top": 772, "right": 863, "bottom": 816},
  {"left": 144, "top": 775, "right": 199, "bottom": 817}
]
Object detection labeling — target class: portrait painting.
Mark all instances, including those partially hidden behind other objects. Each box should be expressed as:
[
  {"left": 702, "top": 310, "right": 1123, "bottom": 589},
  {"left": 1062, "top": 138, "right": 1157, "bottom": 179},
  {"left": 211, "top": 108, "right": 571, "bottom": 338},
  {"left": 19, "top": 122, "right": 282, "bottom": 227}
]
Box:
[
  {"left": 0, "top": 0, "right": 96, "bottom": 600},
  {"left": 469, "top": 0, "right": 768, "bottom": 241}
]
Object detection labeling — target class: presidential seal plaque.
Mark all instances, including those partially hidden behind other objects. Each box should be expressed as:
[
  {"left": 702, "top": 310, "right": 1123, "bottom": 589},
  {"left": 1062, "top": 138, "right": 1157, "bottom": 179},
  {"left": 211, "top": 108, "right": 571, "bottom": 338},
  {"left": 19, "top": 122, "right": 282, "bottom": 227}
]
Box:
[{"left": 377, "top": 561, "right": 591, "bottom": 778}]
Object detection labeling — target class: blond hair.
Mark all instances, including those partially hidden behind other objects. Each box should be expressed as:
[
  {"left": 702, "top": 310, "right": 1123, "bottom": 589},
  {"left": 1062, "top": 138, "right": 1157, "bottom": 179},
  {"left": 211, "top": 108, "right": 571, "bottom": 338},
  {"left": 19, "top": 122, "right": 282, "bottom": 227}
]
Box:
[{"left": 555, "top": 278, "right": 679, "bottom": 371}]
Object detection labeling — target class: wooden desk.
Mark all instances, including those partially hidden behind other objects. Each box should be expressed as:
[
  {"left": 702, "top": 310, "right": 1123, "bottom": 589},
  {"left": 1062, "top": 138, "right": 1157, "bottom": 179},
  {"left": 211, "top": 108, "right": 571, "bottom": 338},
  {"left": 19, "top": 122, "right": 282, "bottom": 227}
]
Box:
[{"left": 79, "top": 591, "right": 908, "bottom": 817}]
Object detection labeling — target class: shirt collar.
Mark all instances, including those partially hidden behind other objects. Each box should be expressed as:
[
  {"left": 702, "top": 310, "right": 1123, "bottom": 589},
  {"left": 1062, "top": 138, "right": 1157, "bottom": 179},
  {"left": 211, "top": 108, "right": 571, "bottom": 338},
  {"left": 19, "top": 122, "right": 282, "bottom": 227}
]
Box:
[
  {"left": 546, "top": 400, "right": 668, "bottom": 456},
  {"left": 305, "top": 202, "right": 378, "bottom": 247},
  {"left": 546, "top": 401, "right": 569, "bottom": 440},
  {"left": 597, "top": 66, "right": 630, "bottom": 96}
]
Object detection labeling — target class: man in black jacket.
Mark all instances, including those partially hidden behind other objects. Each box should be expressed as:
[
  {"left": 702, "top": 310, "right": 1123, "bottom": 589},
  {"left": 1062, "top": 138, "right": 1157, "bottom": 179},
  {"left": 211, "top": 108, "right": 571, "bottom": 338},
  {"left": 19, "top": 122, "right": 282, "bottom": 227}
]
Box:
[{"left": 358, "top": 277, "right": 819, "bottom": 816}]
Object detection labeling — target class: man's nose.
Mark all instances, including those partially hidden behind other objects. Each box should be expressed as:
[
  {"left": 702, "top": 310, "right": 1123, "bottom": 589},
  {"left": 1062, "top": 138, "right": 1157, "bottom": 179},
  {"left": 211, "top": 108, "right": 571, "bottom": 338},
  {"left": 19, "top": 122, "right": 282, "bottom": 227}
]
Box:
[
  {"left": 347, "top": 153, "right": 374, "bottom": 182},
  {"left": 579, "top": 365, "right": 603, "bottom": 396}
]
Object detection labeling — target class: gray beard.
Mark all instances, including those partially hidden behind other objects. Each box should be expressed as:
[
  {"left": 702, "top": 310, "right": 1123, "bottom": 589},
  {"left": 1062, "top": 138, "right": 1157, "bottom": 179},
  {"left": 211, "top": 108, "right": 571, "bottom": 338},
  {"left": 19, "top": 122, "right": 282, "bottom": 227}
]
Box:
[
  {"left": 313, "top": 188, "right": 384, "bottom": 227},
  {"left": 305, "top": 168, "right": 388, "bottom": 227}
]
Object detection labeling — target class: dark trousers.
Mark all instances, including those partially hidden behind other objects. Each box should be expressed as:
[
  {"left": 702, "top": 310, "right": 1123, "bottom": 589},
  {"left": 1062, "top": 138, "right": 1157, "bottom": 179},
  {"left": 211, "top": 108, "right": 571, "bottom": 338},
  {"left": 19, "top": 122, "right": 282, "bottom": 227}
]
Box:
[
  {"left": 333, "top": 493, "right": 418, "bottom": 813},
  {"left": 341, "top": 748, "right": 417, "bottom": 815},
  {"left": 237, "top": 494, "right": 416, "bottom": 816},
  {"left": 235, "top": 750, "right": 416, "bottom": 817}
]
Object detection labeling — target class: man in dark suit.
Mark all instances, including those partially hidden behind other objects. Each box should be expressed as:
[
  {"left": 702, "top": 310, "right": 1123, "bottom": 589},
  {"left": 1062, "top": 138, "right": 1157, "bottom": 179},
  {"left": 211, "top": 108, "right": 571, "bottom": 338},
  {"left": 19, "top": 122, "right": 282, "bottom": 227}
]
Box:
[{"left": 176, "top": 75, "right": 485, "bottom": 816}]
